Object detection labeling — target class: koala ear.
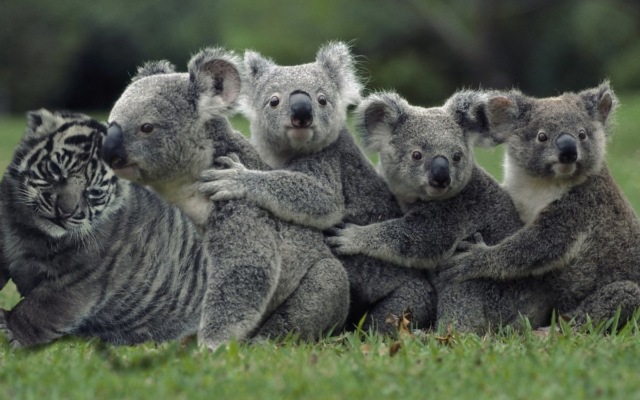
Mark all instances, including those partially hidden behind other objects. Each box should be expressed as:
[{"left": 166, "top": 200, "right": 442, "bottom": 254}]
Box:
[
  {"left": 355, "top": 92, "right": 407, "bottom": 152},
  {"left": 578, "top": 80, "right": 618, "bottom": 128},
  {"left": 316, "top": 41, "right": 363, "bottom": 106},
  {"left": 447, "top": 90, "right": 522, "bottom": 147},
  {"left": 188, "top": 47, "right": 243, "bottom": 115},
  {"left": 131, "top": 60, "right": 176, "bottom": 82},
  {"left": 445, "top": 91, "right": 494, "bottom": 148},
  {"left": 243, "top": 50, "right": 275, "bottom": 82}
]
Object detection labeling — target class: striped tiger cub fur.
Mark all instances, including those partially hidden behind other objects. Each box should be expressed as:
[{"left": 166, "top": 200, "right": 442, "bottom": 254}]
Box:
[{"left": 0, "top": 109, "right": 208, "bottom": 347}]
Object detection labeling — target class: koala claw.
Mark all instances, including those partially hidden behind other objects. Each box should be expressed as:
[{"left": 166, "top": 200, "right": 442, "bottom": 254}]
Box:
[
  {"left": 215, "top": 153, "right": 246, "bottom": 171},
  {"left": 456, "top": 232, "right": 486, "bottom": 253},
  {"left": 439, "top": 248, "right": 487, "bottom": 283},
  {"left": 325, "top": 224, "right": 362, "bottom": 255},
  {"left": 323, "top": 222, "right": 346, "bottom": 236},
  {"left": 198, "top": 180, "right": 247, "bottom": 201},
  {"left": 437, "top": 263, "right": 466, "bottom": 283}
]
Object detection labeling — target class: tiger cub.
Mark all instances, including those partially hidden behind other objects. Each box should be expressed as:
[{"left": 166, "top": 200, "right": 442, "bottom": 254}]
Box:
[{"left": 0, "top": 109, "right": 208, "bottom": 347}]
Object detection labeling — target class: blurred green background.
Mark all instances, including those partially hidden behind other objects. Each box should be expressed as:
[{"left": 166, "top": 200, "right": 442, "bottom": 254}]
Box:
[{"left": 1, "top": 0, "right": 640, "bottom": 114}]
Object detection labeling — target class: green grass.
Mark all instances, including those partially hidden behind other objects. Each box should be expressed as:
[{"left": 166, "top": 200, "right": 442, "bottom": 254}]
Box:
[{"left": 1, "top": 95, "right": 640, "bottom": 399}]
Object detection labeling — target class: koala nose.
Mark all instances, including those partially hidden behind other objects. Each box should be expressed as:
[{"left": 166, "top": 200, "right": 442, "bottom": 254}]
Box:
[
  {"left": 556, "top": 133, "right": 578, "bottom": 164},
  {"left": 290, "top": 92, "right": 313, "bottom": 128},
  {"left": 429, "top": 156, "right": 451, "bottom": 188},
  {"left": 102, "top": 124, "right": 128, "bottom": 169}
]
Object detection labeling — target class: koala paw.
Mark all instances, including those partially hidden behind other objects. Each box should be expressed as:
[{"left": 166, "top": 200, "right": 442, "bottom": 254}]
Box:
[
  {"left": 0, "top": 309, "right": 22, "bottom": 349},
  {"left": 325, "top": 223, "right": 364, "bottom": 256},
  {"left": 214, "top": 153, "right": 246, "bottom": 171},
  {"left": 455, "top": 232, "right": 486, "bottom": 253},
  {"left": 198, "top": 180, "right": 247, "bottom": 202},
  {"left": 198, "top": 154, "right": 250, "bottom": 201},
  {"left": 438, "top": 250, "right": 485, "bottom": 283}
]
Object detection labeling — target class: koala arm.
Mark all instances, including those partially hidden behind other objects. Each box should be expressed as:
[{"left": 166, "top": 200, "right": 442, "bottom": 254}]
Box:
[
  {"left": 200, "top": 158, "right": 345, "bottom": 230},
  {"left": 440, "top": 198, "right": 588, "bottom": 282},
  {"left": 326, "top": 208, "right": 468, "bottom": 269}
]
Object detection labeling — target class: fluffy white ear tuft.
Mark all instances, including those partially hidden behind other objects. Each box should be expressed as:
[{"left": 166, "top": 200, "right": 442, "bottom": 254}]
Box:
[
  {"left": 316, "top": 41, "right": 363, "bottom": 106},
  {"left": 188, "top": 47, "right": 244, "bottom": 117},
  {"left": 355, "top": 91, "right": 407, "bottom": 153},
  {"left": 578, "top": 80, "right": 619, "bottom": 133}
]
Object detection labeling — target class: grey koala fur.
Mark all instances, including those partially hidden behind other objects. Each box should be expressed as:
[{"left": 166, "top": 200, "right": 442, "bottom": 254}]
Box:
[
  {"left": 440, "top": 81, "right": 640, "bottom": 327},
  {"left": 328, "top": 90, "right": 554, "bottom": 332},
  {"left": 102, "top": 47, "right": 349, "bottom": 350},
  {"left": 198, "top": 42, "right": 436, "bottom": 333}
]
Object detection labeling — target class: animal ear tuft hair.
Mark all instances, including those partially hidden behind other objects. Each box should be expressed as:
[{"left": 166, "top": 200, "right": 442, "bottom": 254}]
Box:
[
  {"left": 578, "top": 80, "right": 618, "bottom": 131},
  {"left": 355, "top": 91, "right": 408, "bottom": 153},
  {"left": 243, "top": 50, "right": 275, "bottom": 82},
  {"left": 131, "top": 60, "right": 177, "bottom": 82},
  {"left": 188, "top": 47, "right": 244, "bottom": 117},
  {"left": 316, "top": 41, "right": 363, "bottom": 106}
]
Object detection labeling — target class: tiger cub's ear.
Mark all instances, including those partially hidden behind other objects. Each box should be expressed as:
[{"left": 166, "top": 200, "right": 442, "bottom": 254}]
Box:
[
  {"left": 25, "top": 109, "right": 58, "bottom": 139},
  {"left": 24, "top": 109, "right": 99, "bottom": 141}
]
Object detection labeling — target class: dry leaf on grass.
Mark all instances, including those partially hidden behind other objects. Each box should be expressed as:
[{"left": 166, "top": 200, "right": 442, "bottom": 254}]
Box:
[
  {"left": 389, "top": 341, "right": 402, "bottom": 357},
  {"left": 435, "top": 324, "right": 456, "bottom": 346},
  {"left": 385, "top": 309, "right": 414, "bottom": 338}
]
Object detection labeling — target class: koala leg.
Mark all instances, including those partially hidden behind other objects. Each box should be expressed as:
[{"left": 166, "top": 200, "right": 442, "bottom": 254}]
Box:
[
  {"left": 436, "top": 280, "right": 491, "bottom": 334},
  {"left": 365, "top": 278, "right": 436, "bottom": 335},
  {"left": 569, "top": 280, "right": 640, "bottom": 328},
  {"left": 198, "top": 207, "right": 282, "bottom": 351},
  {"left": 254, "top": 257, "right": 350, "bottom": 341}
]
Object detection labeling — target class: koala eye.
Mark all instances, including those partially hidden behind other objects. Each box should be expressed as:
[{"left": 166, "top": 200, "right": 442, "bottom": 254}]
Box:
[
  {"left": 140, "top": 123, "right": 154, "bottom": 134},
  {"left": 452, "top": 152, "right": 462, "bottom": 162},
  {"left": 318, "top": 94, "right": 327, "bottom": 106},
  {"left": 537, "top": 132, "right": 548, "bottom": 142},
  {"left": 269, "top": 96, "right": 280, "bottom": 107},
  {"left": 411, "top": 151, "right": 423, "bottom": 161},
  {"left": 578, "top": 129, "right": 587, "bottom": 140}
]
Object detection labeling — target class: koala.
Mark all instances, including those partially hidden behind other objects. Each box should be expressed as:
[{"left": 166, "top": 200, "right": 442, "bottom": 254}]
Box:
[
  {"left": 198, "top": 42, "right": 436, "bottom": 333},
  {"left": 441, "top": 82, "right": 640, "bottom": 328},
  {"left": 327, "top": 91, "right": 554, "bottom": 332},
  {"left": 101, "top": 48, "right": 350, "bottom": 350}
]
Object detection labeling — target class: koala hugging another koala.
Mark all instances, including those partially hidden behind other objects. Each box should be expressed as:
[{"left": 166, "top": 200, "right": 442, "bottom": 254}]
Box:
[
  {"left": 102, "top": 47, "right": 350, "bottom": 350},
  {"left": 441, "top": 82, "right": 640, "bottom": 328},
  {"left": 328, "top": 91, "right": 554, "bottom": 332},
  {"left": 198, "top": 42, "right": 437, "bottom": 333}
]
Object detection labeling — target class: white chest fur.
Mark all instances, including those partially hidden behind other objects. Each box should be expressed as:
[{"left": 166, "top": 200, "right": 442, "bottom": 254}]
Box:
[
  {"left": 503, "top": 159, "right": 573, "bottom": 225},
  {"left": 152, "top": 182, "right": 211, "bottom": 230}
]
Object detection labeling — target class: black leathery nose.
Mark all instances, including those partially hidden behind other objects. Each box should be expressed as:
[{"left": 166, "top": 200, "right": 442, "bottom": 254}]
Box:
[
  {"left": 102, "top": 124, "right": 128, "bottom": 168},
  {"left": 290, "top": 92, "right": 313, "bottom": 128},
  {"left": 556, "top": 133, "right": 578, "bottom": 164},
  {"left": 429, "top": 156, "right": 451, "bottom": 188}
]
